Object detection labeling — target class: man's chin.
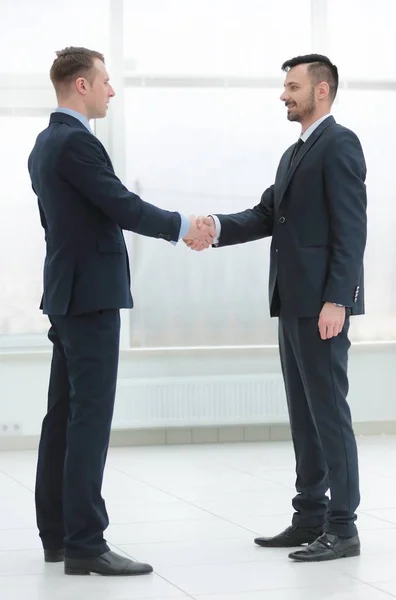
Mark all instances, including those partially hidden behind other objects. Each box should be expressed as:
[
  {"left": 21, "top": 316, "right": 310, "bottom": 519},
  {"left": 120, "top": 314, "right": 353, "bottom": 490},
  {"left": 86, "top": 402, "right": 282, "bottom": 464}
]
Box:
[{"left": 287, "top": 112, "right": 300, "bottom": 122}]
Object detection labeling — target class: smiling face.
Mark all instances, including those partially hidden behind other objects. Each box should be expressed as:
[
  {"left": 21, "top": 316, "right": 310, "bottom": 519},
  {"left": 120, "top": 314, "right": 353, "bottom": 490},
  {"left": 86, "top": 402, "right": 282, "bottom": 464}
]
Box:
[{"left": 280, "top": 63, "right": 317, "bottom": 125}]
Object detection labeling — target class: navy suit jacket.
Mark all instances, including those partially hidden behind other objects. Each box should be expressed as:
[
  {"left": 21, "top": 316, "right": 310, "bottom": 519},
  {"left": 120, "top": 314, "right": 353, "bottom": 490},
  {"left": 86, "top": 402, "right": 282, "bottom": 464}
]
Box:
[
  {"left": 215, "top": 117, "right": 367, "bottom": 318},
  {"left": 28, "top": 112, "right": 181, "bottom": 315}
]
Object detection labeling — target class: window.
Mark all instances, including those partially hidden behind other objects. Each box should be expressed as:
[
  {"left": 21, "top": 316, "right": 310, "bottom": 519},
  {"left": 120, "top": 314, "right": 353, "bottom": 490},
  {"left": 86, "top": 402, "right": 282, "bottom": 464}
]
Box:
[
  {"left": 328, "top": 0, "right": 396, "bottom": 80},
  {"left": 124, "top": 0, "right": 311, "bottom": 76},
  {"left": 0, "top": 0, "right": 110, "bottom": 74},
  {"left": 1, "top": 0, "right": 394, "bottom": 348},
  {"left": 333, "top": 90, "right": 396, "bottom": 341},
  {"left": 0, "top": 0, "right": 110, "bottom": 347},
  {"left": 0, "top": 117, "right": 49, "bottom": 337},
  {"left": 124, "top": 87, "right": 297, "bottom": 346}
]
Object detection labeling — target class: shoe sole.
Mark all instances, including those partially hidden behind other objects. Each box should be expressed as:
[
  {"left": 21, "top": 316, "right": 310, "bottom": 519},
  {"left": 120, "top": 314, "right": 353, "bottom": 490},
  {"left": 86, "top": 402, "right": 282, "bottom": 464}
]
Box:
[
  {"left": 44, "top": 554, "right": 64, "bottom": 563},
  {"left": 290, "top": 546, "right": 360, "bottom": 562},
  {"left": 64, "top": 566, "right": 153, "bottom": 576},
  {"left": 65, "top": 567, "right": 91, "bottom": 575},
  {"left": 254, "top": 539, "right": 318, "bottom": 548},
  {"left": 45, "top": 557, "right": 64, "bottom": 563}
]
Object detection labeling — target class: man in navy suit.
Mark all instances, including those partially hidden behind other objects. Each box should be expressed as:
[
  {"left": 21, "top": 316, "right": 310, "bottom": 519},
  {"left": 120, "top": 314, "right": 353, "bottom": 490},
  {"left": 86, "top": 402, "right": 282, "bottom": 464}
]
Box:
[
  {"left": 28, "top": 46, "right": 213, "bottom": 576},
  {"left": 186, "top": 55, "right": 367, "bottom": 563}
]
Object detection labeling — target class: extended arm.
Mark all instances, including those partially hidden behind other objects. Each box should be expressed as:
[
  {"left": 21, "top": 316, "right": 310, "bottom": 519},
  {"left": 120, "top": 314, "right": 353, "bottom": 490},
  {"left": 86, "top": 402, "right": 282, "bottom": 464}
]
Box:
[{"left": 59, "top": 131, "right": 181, "bottom": 241}]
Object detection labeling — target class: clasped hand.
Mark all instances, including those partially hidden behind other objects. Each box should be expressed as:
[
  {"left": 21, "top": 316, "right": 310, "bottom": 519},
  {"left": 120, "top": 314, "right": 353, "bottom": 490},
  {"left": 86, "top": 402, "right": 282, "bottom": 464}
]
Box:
[{"left": 183, "top": 216, "right": 215, "bottom": 251}]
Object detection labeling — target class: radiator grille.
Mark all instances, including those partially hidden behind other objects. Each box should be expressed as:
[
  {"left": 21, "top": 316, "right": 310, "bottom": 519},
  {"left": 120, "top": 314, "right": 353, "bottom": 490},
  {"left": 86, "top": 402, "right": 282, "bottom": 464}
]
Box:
[{"left": 113, "top": 374, "right": 287, "bottom": 428}]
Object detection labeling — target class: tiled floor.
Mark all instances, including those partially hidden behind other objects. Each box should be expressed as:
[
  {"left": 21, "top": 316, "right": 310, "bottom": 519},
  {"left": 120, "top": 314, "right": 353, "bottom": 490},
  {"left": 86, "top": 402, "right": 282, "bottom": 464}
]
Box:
[{"left": 1, "top": 435, "right": 396, "bottom": 599}]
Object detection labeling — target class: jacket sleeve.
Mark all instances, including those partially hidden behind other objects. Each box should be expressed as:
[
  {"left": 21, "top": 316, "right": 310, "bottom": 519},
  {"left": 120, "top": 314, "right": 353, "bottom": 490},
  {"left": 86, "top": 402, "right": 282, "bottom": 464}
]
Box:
[
  {"left": 58, "top": 130, "right": 181, "bottom": 241},
  {"left": 214, "top": 185, "right": 274, "bottom": 247},
  {"left": 323, "top": 130, "right": 367, "bottom": 306}
]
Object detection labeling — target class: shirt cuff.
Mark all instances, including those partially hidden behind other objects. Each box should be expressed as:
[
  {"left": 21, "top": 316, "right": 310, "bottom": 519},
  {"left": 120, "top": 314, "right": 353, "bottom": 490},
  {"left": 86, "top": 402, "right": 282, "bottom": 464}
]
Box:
[
  {"left": 170, "top": 213, "right": 190, "bottom": 245},
  {"left": 178, "top": 213, "right": 190, "bottom": 239},
  {"left": 209, "top": 214, "right": 221, "bottom": 246}
]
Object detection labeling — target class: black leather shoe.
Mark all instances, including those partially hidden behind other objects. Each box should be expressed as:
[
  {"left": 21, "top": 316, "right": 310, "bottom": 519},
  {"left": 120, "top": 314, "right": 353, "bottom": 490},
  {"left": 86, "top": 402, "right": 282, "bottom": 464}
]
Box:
[
  {"left": 44, "top": 549, "right": 64, "bottom": 563},
  {"left": 64, "top": 550, "right": 153, "bottom": 576},
  {"left": 288, "top": 533, "right": 360, "bottom": 562},
  {"left": 254, "top": 525, "right": 324, "bottom": 548}
]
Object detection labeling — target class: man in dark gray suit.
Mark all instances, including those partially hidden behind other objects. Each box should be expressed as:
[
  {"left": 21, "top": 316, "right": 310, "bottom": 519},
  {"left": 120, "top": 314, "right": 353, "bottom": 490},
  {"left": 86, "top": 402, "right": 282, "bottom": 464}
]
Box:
[
  {"left": 28, "top": 46, "right": 214, "bottom": 576},
  {"left": 186, "top": 55, "right": 367, "bottom": 562}
]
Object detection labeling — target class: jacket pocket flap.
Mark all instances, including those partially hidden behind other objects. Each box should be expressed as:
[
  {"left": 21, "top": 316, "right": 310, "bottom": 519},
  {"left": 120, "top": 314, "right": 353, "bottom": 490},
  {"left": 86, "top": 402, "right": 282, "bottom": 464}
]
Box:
[{"left": 97, "top": 239, "right": 123, "bottom": 254}]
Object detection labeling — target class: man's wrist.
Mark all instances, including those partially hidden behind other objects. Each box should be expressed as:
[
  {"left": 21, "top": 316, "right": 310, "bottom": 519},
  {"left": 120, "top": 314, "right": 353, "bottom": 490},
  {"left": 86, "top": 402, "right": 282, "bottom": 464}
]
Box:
[
  {"left": 178, "top": 213, "right": 191, "bottom": 240},
  {"left": 209, "top": 214, "right": 221, "bottom": 245}
]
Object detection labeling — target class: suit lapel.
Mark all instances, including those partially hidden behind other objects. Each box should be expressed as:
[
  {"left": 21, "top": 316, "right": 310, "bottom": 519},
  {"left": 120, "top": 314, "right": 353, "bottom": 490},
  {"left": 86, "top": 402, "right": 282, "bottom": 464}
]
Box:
[{"left": 277, "top": 116, "right": 335, "bottom": 209}]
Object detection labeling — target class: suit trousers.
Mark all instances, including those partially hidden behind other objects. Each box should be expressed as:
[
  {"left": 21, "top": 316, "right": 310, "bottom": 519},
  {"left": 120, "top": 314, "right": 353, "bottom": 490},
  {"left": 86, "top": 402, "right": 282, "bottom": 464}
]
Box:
[
  {"left": 278, "top": 316, "right": 360, "bottom": 538},
  {"left": 35, "top": 309, "right": 120, "bottom": 558}
]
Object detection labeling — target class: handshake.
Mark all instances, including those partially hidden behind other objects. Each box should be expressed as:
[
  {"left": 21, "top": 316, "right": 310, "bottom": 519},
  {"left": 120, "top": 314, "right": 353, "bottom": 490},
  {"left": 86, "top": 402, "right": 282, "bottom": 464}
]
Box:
[{"left": 183, "top": 215, "right": 216, "bottom": 252}]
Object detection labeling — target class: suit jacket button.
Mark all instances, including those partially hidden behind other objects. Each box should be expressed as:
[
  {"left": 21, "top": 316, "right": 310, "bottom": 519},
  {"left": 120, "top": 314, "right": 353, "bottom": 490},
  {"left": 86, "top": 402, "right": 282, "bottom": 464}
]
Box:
[{"left": 279, "top": 217, "right": 285, "bottom": 224}]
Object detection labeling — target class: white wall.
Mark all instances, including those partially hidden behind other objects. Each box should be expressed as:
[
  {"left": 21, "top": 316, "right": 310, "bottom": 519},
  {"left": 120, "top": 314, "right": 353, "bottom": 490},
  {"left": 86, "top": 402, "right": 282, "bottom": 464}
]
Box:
[{"left": 0, "top": 343, "right": 395, "bottom": 444}]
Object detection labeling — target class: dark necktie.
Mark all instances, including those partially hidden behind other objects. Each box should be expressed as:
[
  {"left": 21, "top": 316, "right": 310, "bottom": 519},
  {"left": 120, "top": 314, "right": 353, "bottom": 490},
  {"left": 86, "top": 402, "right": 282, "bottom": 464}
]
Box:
[{"left": 290, "top": 138, "right": 304, "bottom": 165}]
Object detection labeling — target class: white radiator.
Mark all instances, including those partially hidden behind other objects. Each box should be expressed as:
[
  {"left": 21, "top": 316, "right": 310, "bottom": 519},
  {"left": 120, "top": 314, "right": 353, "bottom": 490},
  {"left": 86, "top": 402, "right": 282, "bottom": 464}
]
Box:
[{"left": 113, "top": 374, "right": 288, "bottom": 428}]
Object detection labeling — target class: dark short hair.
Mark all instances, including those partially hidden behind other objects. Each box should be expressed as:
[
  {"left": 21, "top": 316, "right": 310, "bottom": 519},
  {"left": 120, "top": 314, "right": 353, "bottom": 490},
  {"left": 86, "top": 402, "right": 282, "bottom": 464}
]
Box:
[
  {"left": 281, "top": 54, "right": 339, "bottom": 101},
  {"left": 50, "top": 46, "right": 105, "bottom": 92}
]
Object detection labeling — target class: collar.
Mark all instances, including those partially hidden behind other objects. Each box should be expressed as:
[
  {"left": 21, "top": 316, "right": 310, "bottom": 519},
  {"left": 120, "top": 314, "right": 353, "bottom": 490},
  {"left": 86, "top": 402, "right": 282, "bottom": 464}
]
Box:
[
  {"left": 300, "top": 114, "right": 332, "bottom": 142},
  {"left": 55, "top": 107, "right": 92, "bottom": 133}
]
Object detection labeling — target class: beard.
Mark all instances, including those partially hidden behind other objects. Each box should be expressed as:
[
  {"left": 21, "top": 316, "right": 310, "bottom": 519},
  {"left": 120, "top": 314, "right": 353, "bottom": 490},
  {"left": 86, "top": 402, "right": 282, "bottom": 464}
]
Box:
[{"left": 286, "top": 87, "right": 316, "bottom": 122}]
